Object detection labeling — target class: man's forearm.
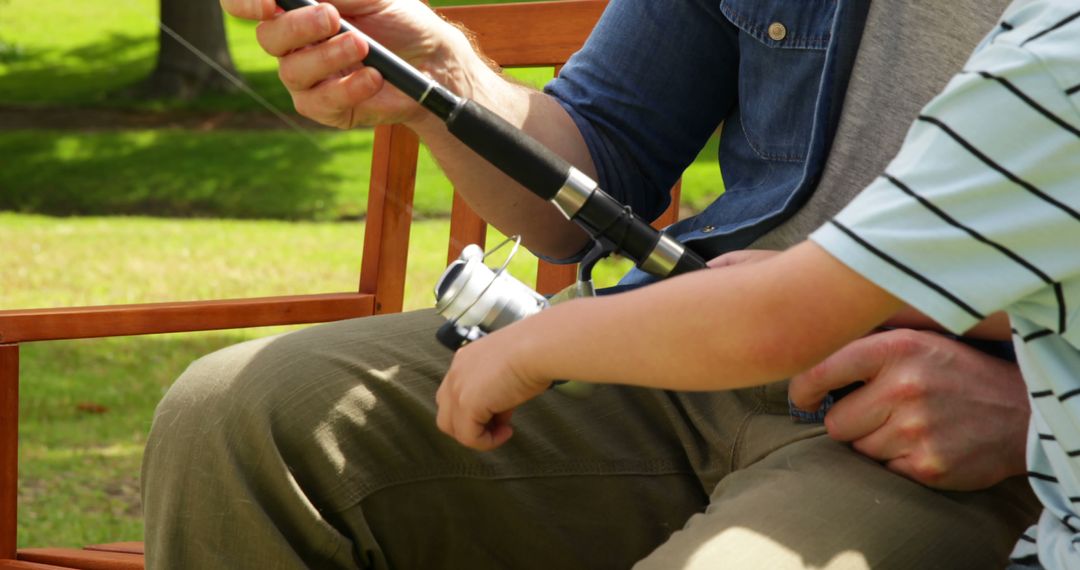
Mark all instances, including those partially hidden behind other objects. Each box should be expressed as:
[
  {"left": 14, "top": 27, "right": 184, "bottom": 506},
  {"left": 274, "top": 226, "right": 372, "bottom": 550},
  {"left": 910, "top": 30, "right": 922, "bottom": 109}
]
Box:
[{"left": 407, "top": 54, "right": 596, "bottom": 259}]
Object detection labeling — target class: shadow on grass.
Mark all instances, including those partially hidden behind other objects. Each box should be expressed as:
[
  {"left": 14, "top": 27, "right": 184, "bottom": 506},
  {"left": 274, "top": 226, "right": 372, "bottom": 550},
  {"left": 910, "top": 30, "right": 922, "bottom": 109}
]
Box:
[
  {"left": 0, "top": 30, "right": 293, "bottom": 113},
  {"left": 0, "top": 128, "right": 373, "bottom": 219},
  {"left": 0, "top": 32, "right": 156, "bottom": 108}
]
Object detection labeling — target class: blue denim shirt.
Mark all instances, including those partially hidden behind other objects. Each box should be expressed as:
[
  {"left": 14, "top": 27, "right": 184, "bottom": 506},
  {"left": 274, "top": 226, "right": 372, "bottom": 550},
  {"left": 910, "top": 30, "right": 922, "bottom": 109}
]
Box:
[{"left": 544, "top": 0, "right": 870, "bottom": 286}]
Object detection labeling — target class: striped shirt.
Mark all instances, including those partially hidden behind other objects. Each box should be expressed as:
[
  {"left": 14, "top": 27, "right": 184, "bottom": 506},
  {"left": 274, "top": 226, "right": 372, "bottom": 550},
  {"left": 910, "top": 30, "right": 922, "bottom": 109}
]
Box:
[{"left": 810, "top": 1, "right": 1080, "bottom": 567}]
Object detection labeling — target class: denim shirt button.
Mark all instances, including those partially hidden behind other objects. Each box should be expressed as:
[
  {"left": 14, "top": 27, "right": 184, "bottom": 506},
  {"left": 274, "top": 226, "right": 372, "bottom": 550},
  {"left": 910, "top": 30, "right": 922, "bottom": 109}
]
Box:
[
  {"left": 768, "top": 22, "right": 788, "bottom": 42},
  {"left": 702, "top": 225, "right": 716, "bottom": 233}
]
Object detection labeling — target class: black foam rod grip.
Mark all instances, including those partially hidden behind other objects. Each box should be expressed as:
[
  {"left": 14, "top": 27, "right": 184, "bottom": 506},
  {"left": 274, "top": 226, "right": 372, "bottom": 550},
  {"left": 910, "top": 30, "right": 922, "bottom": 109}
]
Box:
[{"left": 446, "top": 99, "right": 572, "bottom": 201}]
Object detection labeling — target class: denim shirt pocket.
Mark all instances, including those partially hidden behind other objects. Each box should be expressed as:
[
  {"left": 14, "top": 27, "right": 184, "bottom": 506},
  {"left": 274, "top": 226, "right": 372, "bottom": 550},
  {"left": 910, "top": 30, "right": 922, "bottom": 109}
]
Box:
[{"left": 719, "top": 0, "right": 836, "bottom": 163}]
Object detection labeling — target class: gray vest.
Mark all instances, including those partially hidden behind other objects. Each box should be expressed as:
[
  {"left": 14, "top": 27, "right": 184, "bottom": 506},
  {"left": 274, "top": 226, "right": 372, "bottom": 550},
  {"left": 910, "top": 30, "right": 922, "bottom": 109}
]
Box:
[{"left": 750, "top": 0, "right": 1012, "bottom": 250}]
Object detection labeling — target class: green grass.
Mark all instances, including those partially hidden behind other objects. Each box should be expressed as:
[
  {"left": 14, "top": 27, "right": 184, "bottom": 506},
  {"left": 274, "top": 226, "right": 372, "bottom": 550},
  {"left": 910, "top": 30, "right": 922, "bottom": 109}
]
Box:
[
  {"left": 2, "top": 212, "right": 637, "bottom": 311},
  {"left": 3, "top": 212, "right": 634, "bottom": 548}
]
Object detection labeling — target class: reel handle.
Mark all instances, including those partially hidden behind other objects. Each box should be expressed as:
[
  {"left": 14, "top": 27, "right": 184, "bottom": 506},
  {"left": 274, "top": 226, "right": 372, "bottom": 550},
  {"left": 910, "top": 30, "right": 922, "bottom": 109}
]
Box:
[{"left": 435, "top": 321, "right": 468, "bottom": 351}]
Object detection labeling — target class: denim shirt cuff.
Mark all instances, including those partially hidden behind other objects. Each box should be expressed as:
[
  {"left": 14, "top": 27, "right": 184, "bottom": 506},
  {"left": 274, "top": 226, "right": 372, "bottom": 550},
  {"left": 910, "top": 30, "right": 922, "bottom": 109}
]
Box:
[
  {"left": 789, "top": 380, "right": 866, "bottom": 423},
  {"left": 788, "top": 394, "right": 837, "bottom": 424}
]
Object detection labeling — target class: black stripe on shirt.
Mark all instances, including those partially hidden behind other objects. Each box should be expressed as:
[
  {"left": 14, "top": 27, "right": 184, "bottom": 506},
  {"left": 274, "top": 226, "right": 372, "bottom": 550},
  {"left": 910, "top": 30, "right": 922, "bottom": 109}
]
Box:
[
  {"left": 917, "top": 115, "right": 1080, "bottom": 223},
  {"left": 1000, "top": 21, "right": 1015, "bottom": 31},
  {"left": 1019, "top": 533, "right": 1037, "bottom": 543},
  {"left": 1023, "top": 329, "right": 1055, "bottom": 342},
  {"left": 1068, "top": 83, "right": 1080, "bottom": 96},
  {"left": 1054, "top": 283, "right": 1068, "bottom": 334},
  {"left": 884, "top": 174, "right": 1066, "bottom": 331},
  {"left": 1033, "top": 435, "right": 1080, "bottom": 458},
  {"left": 1058, "top": 388, "right": 1080, "bottom": 402},
  {"left": 1028, "top": 471, "right": 1058, "bottom": 482},
  {"left": 1064, "top": 514, "right": 1080, "bottom": 532},
  {"left": 1010, "top": 554, "right": 1041, "bottom": 565},
  {"left": 884, "top": 174, "right": 1055, "bottom": 282},
  {"left": 1032, "top": 389, "right": 1055, "bottom": 398},
  {"left": 827, "top": 220, "right": 985, "bottom": 321},
  {"left": 965, "top": 70, "right": 1080, "bottom": 138},
  {"left": 1021, "top": 9, "right": 1080, "bottom": 46}
]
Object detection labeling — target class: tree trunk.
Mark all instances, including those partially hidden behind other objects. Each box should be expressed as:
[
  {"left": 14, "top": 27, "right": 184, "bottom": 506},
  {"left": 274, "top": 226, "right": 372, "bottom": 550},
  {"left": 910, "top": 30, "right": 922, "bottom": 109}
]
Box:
[{"left": 131, "top": 0, "right": 241, "bottom": 100}]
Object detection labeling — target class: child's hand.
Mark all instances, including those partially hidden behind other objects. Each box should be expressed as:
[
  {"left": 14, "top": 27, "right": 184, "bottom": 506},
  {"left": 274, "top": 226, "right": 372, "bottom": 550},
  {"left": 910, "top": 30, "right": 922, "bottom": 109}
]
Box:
[{"left": 435, "top": 327, "right": 553, "bottom": 451}]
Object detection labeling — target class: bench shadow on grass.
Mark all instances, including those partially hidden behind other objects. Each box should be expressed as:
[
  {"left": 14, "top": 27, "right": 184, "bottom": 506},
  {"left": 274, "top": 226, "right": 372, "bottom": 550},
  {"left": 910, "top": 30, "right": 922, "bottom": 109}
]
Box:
[
  {"left": 0, "top": 30, "right": 293, "bottom": 112},
  {"left": 1, "top": 32, "right": 158, "bottom": 108},
  {"left": 0, "top": 126, "right": 374, "bottom": 220}
]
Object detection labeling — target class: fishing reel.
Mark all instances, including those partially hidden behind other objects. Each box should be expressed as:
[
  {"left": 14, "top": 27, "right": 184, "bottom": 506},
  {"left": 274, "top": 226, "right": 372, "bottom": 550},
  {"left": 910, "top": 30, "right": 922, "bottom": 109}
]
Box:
[{"left": 434, "top": 236, "right": 595, "bottom": 398}]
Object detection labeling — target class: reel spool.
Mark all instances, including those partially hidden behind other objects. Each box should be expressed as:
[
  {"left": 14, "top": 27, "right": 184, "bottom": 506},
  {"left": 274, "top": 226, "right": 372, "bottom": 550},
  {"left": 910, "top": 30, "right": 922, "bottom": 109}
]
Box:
[
  {"left": 434, "top": 237, "right": 593, "bottom": 398},
  {"left": 434, "top": 237, "right": 548, "bottom": 347}
]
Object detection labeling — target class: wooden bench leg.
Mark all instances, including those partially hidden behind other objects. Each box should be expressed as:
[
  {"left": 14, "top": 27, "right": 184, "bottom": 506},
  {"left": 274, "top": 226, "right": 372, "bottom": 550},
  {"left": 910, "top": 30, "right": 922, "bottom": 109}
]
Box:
[{"left": 0, "top": 344, "right": 18, "bottom": 560}]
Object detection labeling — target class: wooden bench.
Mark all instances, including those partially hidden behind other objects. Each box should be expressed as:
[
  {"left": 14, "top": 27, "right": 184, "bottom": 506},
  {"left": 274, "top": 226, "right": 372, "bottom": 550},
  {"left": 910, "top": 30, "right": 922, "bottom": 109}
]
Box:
[{"left": 0, "top": 1, "right": 685, "bottom": 567}]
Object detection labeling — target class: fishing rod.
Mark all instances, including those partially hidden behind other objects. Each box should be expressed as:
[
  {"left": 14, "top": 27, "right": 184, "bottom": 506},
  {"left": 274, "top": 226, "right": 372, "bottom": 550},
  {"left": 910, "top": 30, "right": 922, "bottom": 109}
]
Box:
[{"left": 275, "top": 0, "right": 707, "bottom": 279}]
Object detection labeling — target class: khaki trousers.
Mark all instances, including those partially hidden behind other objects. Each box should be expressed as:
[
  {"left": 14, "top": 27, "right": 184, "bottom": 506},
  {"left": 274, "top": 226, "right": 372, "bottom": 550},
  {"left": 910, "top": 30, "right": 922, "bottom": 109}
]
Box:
[{"left": 142, "top": 310, "right": 1038, "bottom": 569}]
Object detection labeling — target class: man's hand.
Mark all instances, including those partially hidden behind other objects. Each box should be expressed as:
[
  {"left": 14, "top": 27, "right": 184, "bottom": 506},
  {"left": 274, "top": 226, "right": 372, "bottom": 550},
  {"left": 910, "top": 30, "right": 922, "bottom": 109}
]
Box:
[
  {"left": 790, "top": 329, "right": 1030, "bottom": 491},
  {"left": 219, "top": 0, "right": 481, "bottom": 129}
]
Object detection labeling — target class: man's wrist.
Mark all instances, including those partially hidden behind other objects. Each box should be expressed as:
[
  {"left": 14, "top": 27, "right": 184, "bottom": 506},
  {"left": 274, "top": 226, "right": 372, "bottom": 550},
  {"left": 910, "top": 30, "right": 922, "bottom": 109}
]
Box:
[
  {"left": 404, "top": 19, "right": 513, "bottom": 134},
  {"left": 405, "top": 64, "right": 522, "bottom": 147}
]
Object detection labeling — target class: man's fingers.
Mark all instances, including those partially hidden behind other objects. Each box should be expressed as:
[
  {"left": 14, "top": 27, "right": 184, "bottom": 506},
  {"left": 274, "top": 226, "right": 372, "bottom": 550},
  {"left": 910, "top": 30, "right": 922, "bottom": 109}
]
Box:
[
  {"left": 885, "top": 454, "right": 948, "bottom": 488},
  {"left": 844, "top": 408, "right": 912, "bottom": 460},
  {"left": 789, "top": 333, "right": 890, "bottom": 410},
  {"left": 292, "top": 67, "right": 382, "bottom": 127},
  {"left": 256, "top": 3, "right": 339, "bottom": 57},
  {"left": 820, "top": 383, "right": 892, "bottom": 443},
  {"left": 850, "top": 413, "right": 948, "bottom": 487},
  {"left": 278, "top": 32, "right": 369, "bottom": 91},
  {"left": 221, "top": 0, "right": 276, "bottom": 20},
  {"left": 835, "top": 392, "right": 942, "bottom": 482}
]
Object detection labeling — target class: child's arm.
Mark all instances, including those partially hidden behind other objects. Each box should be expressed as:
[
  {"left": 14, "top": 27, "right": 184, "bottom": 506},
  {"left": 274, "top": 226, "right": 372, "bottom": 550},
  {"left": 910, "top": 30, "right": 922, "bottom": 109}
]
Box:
[
  {"left": 712, "top": 249, "right": 1012, "bottom": 340},
  {"left": 435, "top": 240, "right": 903, "bottom": 450}
]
